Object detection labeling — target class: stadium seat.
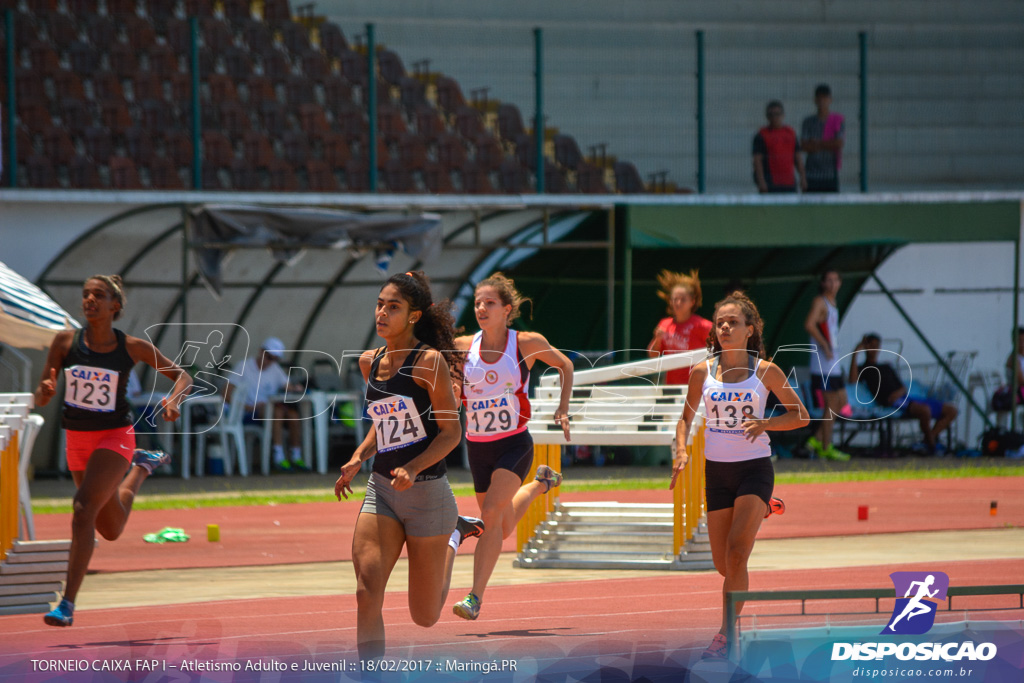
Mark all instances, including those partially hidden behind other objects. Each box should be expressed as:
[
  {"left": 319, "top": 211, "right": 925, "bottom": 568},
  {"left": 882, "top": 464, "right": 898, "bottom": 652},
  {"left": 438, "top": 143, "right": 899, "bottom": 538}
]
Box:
[
  {"left": 245, "top": 75, "right": 276, "bottom": 105},
  {"left": 132, "top": 72, "right": 162, "bottom": 103},
  {"left": 202, "top": 17, "right": 234, "bottom": 54},
  {"left": 261, "top": 49, "right": 292, "bottom": 84},
  {"left": 184, "top": 0, "right": 214, "bottom": 18},
  {"left": 544, "top": 160, "right": 569, "bottom": 193},
  {"left": 68, "top": 153, "right": 99, "bottom": 187},
  {"left": 285, "top": 74, "right": 316, "bottom": 106},
  {"left": 499, "top": 158, "right": 530, "bottom": 193},
  {"left": 148, "top": 0, "right": 178, "bottom": 23},
  {"left": 422, "top": 161, "right": 455, "bottom": 194},
  {"left": 148, "top": 157, "right": 185, "bottom": 189},
  {"left": 84, "top": 15, "right": 115, "bottom": 49},
  {"left": 83, "top": 124, "right": 112, "bottom": 161},
  {"left": 126, "top": 16, "right": 158, "bottom": 54},
  {"left": 221, "top": 46, "right": 253, "bottom": 81},
  {"left": 553, "top": 134, "right": 583, "bottom": 171},
  {"left": 28, "top": 40, "right": 60, "bottom": 78},
  {"left": 345, "top": 157, "right": 370, "bottom": 192},
  {"left": 281, "top": 20, "right": 310, "bottom": 56},
  {"left": 306, "top": 159, "right": 339, "bottom": 192},
  {"left": 108, "top": 156, "right": 143, "bottom": 189},
  {"left": 195, "top": 48, "right": 216, "bottom": 79},
  {"left": 399, "top": 76, "right": 427, "bottom": 113},
  {"left": 437, "top": 133, "right": 468, "bottom": 171},
  {"left": 576, "top": 161, "right": 610, "bottom": 194},
  {"left": 141, "top": 98, "right": 176, "bottom": 131},
  {"left": 67, "top": 0, "right": 99, "bottom": 17},
  {"left": 165, "top": 18, "right": 191, "bottom": 55},
  {"left": 318, "top": 22, "right": 347, "bottom": 56},
  {"left": 398, "top": 132, "right": 428, "bottom": 172},
  {"left": 53, "top": 70, "right": 85, "bottom": 101},
  {"left": 26, "top": 0, "right": 57, "bottom": 14},
  {"left": 259, "top": 100, "right": 289, "bottom": 137},
  {"left": 242, "top": 131, "right": 276, "bottom": 167},
  {"left": 26, "top": 154, "right": 59, "bottom": 188},
  {"left": 613, "top": 160, "right": 645, "bottom": 194},
  {"left": 282, "top": 129, "right": 310, "bottom": 166},
  {"left": 497, "top": 101, "right": 528, "bottom": 143},
  {"left": 220, "top": 101, "right": 252, "bottom": 139},
  {"left": 13, "top": 125, "right": 33, "bottom": 165},
  {"left": 46, "top": 14, "right": 79, "bottom": 52},
  {"left": 460, "top": 160, "right": 496, "bottom": 194},
  {"left": 474, "top": 132, "right": 505, "bottom": 172},
  {"left": 69, "top": 40, "right": 100, "bottom": 78},
  {"left": 262, "top": 0, "right": 291, "bottom": 27},
  {"left": 435, "top": 76, "right": 466, "bottom": 116},
  {"left": 201, "top": 131, "right": 235, "bottom": 167},
  {"left": 455, "top": 105, "right": 485, "bottom": 140},
  {"left": 378, "top": 103, "right": 408, "bottom": 145},
  {"left": 15, "top": 68, "right": 46, "bottom": 103},
  {"left": 106, "top": 0, "right": 136, "bottom": 20},
  {"left": 323, "top": 75, "right": 353, "bottom": 111},
  {"left": 164, "top": 130, "right": 194, "bottom": 167},
  {"left": 100, "top": 99, "right": 133, "bottom": 135},
  {"left": 208, "top": 74, "right": 239, "bottom": 103},
  {"left": 18, "top": 98, "right": 52, "bottom": 134},
  {"left": 298, "top": 103, "right": 330, "bottom": 138},
  {"left": 92, "top": 70, "right": 124, "bottom": 101},
  {"left": 413, "top": 103, "right": 445, "bottom": 144},
  {"left": 300, "top": 50, "right": 331, "bottom": 84},
  {"left": 333, "top": 101, "right": 367, "bottom": 141},
  {"left": 58, "top": 97, "right": 90, "bottom": 134},
  {"left": 167, "top": 72, "right": 192, "bottom": 103},
  {"left": 321, "top": 133, "right": 350, "bottom": 170},
  {"left": 41, "top": 125, "right": 76, "bottom": 166},
  {"left": 221, "top": 0, "right": 251, "bottom": 23},
  {"left": 514, "top": 132, "right": 536, "bottom": 169},
  {"left": 339, "top": 51, "right": 367, "bottom": 89},
  {"left": 230, "top": 156, "right": 260, "bottom": 190},
  {"left": 109, "top": 43, "right": 139, "bottom": 82},
  {"left": 383, "top": 158, "right": 414, "bottom": 193},
  {"left": 267, "top": 158, "right": 299, "bottom": 191},
  {"left": 377, "top": 49, "right": 406, "bottom": 86},
  {"left": 240, "top": 19, "right": 274, "bottom": 55},
  {"left": 148, "top": 44, "right": 180, "bottom": 78},
  {"left": 201, "top": 164, "right": 227, "bottom": 190}
]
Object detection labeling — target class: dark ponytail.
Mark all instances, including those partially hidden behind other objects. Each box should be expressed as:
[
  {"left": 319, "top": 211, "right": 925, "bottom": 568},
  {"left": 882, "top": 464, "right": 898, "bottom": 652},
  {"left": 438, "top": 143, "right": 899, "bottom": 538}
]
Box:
[{"left": 384, "top": 271, "right": 463, "bottom": 380}]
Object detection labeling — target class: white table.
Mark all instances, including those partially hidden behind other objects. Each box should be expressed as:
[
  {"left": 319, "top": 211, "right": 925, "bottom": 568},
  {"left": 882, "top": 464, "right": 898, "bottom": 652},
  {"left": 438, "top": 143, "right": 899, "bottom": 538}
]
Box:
[{"left": 309, "top": 390, "right": 365, "bottom": 474}]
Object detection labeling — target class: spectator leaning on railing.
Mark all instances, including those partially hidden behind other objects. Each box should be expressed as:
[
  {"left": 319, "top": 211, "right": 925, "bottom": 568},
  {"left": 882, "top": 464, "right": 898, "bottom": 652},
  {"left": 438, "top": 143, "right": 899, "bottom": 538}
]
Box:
[{"left": 752, "top": 100, "right": 806, "bottom": 193}]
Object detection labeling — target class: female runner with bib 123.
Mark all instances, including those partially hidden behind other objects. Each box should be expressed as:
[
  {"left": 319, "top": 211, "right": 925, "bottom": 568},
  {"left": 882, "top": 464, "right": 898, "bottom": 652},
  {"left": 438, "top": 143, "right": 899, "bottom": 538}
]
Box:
[
  {"left": 334, "top": 271, "right": 484, "bottom": 660},
  {"left": 672, "top": 292, "right": 808, "bottom": 659},
  {"left": 451, "top": 272, "right": 573, "bottom": 620},
  {"left": 35, "top": 275, "right": 192, "bottom": 627}
]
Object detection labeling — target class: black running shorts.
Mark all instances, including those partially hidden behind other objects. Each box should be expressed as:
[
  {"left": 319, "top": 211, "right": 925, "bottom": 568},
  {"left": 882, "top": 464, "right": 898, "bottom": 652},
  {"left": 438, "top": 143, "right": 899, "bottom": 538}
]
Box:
[
  {"left": 467, "top": 430, "right": 535, "bottom": 493},
  {"left": 704, "top": 457, "right": 775, "bottom": 512}
]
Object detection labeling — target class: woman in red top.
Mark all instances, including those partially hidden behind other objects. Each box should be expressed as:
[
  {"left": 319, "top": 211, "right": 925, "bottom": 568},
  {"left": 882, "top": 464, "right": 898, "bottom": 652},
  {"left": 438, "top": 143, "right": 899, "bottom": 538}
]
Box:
[{"left": 647, "top": 269, "right": 713, "bottom": 385}]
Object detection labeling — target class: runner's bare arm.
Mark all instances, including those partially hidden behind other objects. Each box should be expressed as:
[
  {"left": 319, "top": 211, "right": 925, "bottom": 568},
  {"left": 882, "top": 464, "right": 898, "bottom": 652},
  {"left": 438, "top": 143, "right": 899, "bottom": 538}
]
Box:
[{"left": 34, "top": 330, "right": 73, "bottom": 407}]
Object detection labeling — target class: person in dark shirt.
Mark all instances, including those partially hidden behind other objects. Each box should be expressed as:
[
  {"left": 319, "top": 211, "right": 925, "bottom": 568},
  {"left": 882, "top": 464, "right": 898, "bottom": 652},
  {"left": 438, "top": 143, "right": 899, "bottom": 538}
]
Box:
[
  {"left": 849, "top": 333, "right": 958, "bottom": 454},
  {"left": 752, "top": 100, "right": 806, "bottom": 193},
  {"left": 800, "top": 84, "right": 844, "bottom": 193}
]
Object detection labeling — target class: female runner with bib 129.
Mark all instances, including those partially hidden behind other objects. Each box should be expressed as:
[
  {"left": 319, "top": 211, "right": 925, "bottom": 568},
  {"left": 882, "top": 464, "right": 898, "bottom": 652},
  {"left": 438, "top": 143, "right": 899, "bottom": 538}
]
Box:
[
  {"left": 334, "top": 271, "right": 484, "bottom": 660},
  {"left": 35, "top": 275, "right": 193, "bottom": 627},
  {"left": 451, "top": 272, "right": 573, "bottom": 621},
  {"left": 672, "top": 292, "right": 808, "bottom": 659}
]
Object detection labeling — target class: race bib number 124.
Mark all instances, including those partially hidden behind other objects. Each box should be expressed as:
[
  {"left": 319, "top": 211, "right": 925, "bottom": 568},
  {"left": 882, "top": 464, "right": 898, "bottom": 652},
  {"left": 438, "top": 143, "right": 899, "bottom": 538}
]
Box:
[{"left": 369, "top": 395, "right": 428, "bottom": 453}]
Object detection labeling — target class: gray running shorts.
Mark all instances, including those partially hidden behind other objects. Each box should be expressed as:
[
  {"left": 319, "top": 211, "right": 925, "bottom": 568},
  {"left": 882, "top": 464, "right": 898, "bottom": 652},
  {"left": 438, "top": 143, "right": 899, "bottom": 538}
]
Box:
[{"left": 360, "top": 472, "right": 458, "bottom": 537}]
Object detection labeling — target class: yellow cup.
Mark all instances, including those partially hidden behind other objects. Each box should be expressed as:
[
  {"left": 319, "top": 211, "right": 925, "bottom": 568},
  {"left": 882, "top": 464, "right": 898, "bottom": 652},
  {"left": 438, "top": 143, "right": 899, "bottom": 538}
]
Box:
[{"left": 207, "top": 524, "right": 220, "bottom": 542}]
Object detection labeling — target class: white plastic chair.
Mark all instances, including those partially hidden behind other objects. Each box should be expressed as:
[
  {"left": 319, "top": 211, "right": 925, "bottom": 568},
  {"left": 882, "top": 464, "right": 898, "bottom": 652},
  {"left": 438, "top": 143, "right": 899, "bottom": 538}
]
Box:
[
  {"left": 195, "top": 398, "right": 261, "bottom": 476},
  {"left": 18, "top": 414, "right": 44, "bottom": 540}
]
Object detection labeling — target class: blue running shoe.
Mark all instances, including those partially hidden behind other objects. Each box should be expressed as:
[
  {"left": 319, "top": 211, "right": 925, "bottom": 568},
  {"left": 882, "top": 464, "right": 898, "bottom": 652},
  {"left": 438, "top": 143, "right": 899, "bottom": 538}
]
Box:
[
  {"left": 132, "top": 449, "right": 171, "bottom": 474},
  {"left": 452, "top": 593, "right": 481, "bottom": 621},
  {"left": 44, "top": 599, "right": 74, "bottom": 627},
  {"left": 455, "top": 516, "right": 485, "bottom": 546}
]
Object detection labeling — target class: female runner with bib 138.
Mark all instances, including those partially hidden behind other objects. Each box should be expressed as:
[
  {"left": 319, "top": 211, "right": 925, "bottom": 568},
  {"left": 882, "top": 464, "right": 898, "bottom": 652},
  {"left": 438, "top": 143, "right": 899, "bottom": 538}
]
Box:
[
  {"left": 334, "top": 271, "right": 484, "bottom": 660},
  {"left": 35, "top": 275, "right": 192, "bottom": 627},
  {"left": 451, "top": 272, "right": 573, "bottom": 621},
  {"left": 672, "top": 292, "right": 808, "bottom": 659}
]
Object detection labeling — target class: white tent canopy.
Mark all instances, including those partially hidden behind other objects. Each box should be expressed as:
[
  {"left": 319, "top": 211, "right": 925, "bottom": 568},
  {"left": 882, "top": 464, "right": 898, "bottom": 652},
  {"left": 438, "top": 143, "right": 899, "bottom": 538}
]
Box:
[{"left": 0, "top": 261, "right": 80, "bottom": 350}]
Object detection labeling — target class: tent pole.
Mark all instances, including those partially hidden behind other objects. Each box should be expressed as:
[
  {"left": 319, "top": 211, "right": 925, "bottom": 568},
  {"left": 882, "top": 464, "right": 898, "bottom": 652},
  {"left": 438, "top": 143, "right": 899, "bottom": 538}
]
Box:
[
  {"left": 623, "top": 222, "right": 633, "bottom": 361},
  {"left": 181, "top": 206, "right": 189, "bottom": 354},
  {"left": 1012, "top": 204, "right": 1022, "bottom": 431},
  {"left": 870, "top": 273, "right": 991, "bottom": 431},
  {"left": 606, "top": 208, "right": 615, "bottom": 351}
]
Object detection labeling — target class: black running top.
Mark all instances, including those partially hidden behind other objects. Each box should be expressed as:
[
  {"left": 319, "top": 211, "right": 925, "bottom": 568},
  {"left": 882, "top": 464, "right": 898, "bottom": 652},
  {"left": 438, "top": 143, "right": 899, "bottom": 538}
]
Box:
[{"left": 61, "top": 329, "right": 135, "bottom": 431}]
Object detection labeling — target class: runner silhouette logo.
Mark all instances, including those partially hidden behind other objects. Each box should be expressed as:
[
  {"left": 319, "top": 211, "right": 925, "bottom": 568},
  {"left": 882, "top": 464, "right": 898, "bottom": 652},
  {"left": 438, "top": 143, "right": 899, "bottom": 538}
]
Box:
[{"left": 882, "top": 571, "right": 949, "bottom": 635}]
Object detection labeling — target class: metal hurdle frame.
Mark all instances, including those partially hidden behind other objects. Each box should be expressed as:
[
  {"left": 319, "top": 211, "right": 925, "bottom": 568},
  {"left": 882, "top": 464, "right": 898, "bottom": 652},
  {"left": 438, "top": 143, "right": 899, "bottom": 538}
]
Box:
[
  {"left": 725, "top": 584, "right": 1024, "bottom": 659},
  {"left": 516, "top": 349, "right": 708, "bottom": 558}
]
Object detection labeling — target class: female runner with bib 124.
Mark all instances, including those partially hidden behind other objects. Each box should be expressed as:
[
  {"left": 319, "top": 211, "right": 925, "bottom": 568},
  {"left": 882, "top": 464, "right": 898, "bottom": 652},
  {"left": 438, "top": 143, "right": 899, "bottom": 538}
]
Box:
[
  {"left": 334, "top": 271, "right": 484, "bottom": 660},
  {"left": 34, "top": 275, "right": 193, "bottom": 627},
  {"left": 672, "top": 292, "right": 808, "bottom": 659},
  {"left": 451, "top": 272, "right": 573, "bottom": 621}
]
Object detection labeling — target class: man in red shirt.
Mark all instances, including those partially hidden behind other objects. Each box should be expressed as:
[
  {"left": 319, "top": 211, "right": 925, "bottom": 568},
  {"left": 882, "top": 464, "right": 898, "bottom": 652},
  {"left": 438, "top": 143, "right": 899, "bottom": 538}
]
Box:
[
  {"left": 647, "top": 270, "right": 713, "bottom": 385},
  {"left": 753, "top": 100, "right": 806, "bottom": 193}
]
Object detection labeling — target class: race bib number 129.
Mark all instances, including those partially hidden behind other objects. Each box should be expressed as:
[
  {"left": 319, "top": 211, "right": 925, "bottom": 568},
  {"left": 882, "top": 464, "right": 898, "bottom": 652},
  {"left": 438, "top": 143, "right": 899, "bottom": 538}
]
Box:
[
  {"left": 64, "top": 365, "right": 119, "bottom": 413},
  {"left": 369, "top": 395, "right": 428, "bottom": 453}
]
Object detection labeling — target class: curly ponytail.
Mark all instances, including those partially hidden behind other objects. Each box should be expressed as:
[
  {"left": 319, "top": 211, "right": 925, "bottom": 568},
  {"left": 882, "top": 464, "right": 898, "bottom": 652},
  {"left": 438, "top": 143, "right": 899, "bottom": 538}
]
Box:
[
  {"left": 707, "top": 291, "right": 767, "bottom": 359},
  {"left": 384, "top": 271, "right": 464, "bottom": 380}
]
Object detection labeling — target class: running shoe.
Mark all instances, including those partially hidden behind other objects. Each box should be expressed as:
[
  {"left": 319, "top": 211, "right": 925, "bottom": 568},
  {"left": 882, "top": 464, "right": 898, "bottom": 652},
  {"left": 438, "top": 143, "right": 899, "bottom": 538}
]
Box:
[
  {"left": 535, "top": 464, "right": 563, "bottom": 493},
  {"left": 455, "top": 516, "right": 485, "bottom": 546},
  {"left": 43, "top": 599, "right": 74, "bottom": 627},
  {"left": 805, "top": 436, "right": 824, "bottom": 457},
  {"left": 701, "top": 632, "right": 728, "bottom": 660},
  {"left": 288, "top": 459, "right": 310, "bottom": 472},
  {"left": 764, "top": 496, "right": 786, "bottom": 519},
  {"left": 132, "top": 449, "right": 171, "bottom": 474},
  {"left": 452, "top": 592, "right": 481, "bottom": 621},
  {"left": 819, "top": 445, "right": 851, "bottom": 462}
]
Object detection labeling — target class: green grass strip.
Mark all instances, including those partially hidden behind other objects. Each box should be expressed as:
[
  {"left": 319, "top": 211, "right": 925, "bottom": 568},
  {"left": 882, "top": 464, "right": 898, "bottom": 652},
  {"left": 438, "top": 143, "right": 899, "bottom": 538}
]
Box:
[{"left": 31, "top": 465, "right": 1024, "bottom": 514}]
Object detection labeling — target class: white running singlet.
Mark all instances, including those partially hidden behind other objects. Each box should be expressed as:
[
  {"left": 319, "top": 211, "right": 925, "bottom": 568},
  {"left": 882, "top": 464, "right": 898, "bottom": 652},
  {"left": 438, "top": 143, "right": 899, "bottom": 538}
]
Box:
[
  {"left": 702, "top": 356, "right": 771, "bottom": 462},
  {"left": 462, "top": 329, "right": 531, "bottom": 442}
]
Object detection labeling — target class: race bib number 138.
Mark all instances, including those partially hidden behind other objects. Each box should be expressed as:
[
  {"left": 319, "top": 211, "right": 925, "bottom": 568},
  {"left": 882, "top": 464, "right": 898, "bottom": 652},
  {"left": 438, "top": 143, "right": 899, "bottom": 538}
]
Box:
[
  {"left": 369, "top": 395, "right": 428, "bottom": 453},
  {"left": 64, "top": 365, "right": 119, "bottom": 413}
]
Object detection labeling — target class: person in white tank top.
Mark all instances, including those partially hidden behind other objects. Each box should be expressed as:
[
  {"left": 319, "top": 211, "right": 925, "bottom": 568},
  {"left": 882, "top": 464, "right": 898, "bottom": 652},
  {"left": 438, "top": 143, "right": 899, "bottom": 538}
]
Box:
[
  {"left": 803, "top": 269, "right": 851, "bottom": 461},
  {"left": 673, "top": 292, "right": 809, "bottom": 660},
  {"left": 451, "top": 272, "right": 574, "bottom": 621}
]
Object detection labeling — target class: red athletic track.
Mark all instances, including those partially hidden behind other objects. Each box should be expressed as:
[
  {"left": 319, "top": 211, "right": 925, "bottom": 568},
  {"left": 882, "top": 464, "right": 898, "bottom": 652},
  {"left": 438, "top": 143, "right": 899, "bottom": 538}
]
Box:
[
  {"left": 2, "top": 559, "right": 1022, "bottom": 680},
  {"left": 27, "top": 477, "right": 1024, "bottom": 573}
]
